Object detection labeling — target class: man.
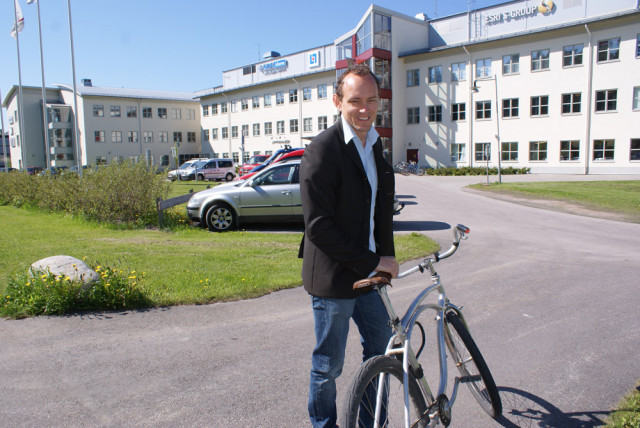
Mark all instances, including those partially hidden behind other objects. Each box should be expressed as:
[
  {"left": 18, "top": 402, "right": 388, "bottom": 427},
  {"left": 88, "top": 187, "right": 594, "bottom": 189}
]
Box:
[{"left": 299, "top": 64, "right": 399, "bottom": 428}]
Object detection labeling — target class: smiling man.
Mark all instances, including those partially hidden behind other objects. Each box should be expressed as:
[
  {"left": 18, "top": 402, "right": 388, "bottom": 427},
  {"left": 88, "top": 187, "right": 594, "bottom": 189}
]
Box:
[{"left": 299, "top": 63, "right": 398, "bottom": 427}]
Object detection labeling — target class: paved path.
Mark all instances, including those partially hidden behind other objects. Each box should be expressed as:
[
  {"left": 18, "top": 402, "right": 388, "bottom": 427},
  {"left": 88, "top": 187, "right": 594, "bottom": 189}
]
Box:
[{"left": 1, "top": 174, "right": 639, "bottom": 427}]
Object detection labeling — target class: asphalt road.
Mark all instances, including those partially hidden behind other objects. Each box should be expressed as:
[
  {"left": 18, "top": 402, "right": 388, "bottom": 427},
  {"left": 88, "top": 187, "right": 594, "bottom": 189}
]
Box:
[{"left": 1, "top": 174, "right": 639, "bottom": 427}]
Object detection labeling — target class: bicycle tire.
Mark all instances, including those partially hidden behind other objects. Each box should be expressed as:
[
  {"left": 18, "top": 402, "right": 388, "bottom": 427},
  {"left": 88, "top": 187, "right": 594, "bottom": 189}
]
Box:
[
  {"left": 444, "top": 311, "right": 502, "bottom": 419},
  {"left": 341, "top": 355, "right": 429, "bottom": 428}
]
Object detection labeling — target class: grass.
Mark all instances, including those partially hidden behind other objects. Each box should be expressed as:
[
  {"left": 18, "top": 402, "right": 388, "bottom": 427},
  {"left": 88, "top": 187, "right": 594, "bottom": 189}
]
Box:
[
  {"left": 607, "top": 382, "right": 640, "bottom": 427},
  {"left": 0, "top": 205, "right": 438, "bottom": 315},
  {"left": 469, "top": 181, "right": 640, "bottom": 222}
]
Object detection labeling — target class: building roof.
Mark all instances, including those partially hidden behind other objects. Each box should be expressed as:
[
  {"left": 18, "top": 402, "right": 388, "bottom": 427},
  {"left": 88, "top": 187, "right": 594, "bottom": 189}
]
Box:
[{"left": 56, "top": 84, "right": 198, "bottom": 102}]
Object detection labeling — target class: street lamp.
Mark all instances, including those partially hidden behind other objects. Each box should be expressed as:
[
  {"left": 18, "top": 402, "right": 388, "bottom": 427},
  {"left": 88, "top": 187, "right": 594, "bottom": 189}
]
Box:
[{"left": 472, "top": 75, "right": 502, "bottom": 184}]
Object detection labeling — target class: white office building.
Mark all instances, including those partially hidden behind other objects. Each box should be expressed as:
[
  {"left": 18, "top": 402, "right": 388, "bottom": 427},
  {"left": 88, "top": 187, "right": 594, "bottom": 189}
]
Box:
[{"left": 3, "top": 0, "right": 639, "bottom": 173}]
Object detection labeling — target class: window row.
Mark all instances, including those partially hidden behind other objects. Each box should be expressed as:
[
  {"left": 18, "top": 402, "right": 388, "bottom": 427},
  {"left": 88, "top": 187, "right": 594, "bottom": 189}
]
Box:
[
  {"left": 202, "top": 84, "right": 330, "bottom": 116},
  {"left": 450, "top": 139, "right": 640, "bottom": 163},
  {"left": 408, "top": 34, "right": 640, "bottom": 86},
  {"left": 203, "top": 116, "right": 336, "bottom": 140},
  {"left": 408, "top": 87, "right": 640, "bottom": 123},
  {"left": 93, "top": 130, "right": 196, "bottom": 144},
  {"left": 92, "top": 105, "right": 196, "bottom": 120}
]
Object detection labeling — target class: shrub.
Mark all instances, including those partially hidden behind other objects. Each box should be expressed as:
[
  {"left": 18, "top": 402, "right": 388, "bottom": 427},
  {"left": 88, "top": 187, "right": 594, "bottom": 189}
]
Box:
[{"left": 425, "top": 166, "right": 530, "bottom": 176}]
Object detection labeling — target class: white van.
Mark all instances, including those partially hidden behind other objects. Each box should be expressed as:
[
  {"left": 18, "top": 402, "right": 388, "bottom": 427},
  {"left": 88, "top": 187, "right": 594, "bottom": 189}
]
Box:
[{"left": 198, "top": 158, "right": 236, "bottom": 181}]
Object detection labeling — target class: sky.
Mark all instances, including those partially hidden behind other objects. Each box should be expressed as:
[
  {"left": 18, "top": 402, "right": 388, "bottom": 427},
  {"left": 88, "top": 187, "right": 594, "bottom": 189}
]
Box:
[{"left": 1, "top": 0, "right": 505, "bottom": 107}]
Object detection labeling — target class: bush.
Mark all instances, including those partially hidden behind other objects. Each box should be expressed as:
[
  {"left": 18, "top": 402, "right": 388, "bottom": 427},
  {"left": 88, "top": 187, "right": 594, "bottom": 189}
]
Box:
[
  {"left": 425, "top": 166, "right": 531, "bottom": 176},
  {"left": 0, "top": 260, "right": 151, "bottom": 319},
  {"left": 0, "top": 162, "right": 170, "bottom": 226}
]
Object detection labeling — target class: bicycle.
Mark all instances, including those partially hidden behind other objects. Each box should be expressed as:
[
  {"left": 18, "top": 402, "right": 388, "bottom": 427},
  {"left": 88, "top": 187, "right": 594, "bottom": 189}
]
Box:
[{"left": 340, "top": 225, "right": 502, "bottom": 427}]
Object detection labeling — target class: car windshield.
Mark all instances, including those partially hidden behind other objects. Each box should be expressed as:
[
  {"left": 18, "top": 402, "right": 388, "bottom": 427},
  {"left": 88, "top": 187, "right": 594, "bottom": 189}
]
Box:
[
  {"left": 193, "top": 160, "right": 208, "bottom": 168},
  {"left": 248, "top": 155, "right": 266, "bottom": 163}
]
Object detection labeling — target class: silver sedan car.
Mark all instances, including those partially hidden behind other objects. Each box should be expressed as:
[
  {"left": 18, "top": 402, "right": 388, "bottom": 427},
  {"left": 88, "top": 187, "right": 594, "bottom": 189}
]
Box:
[{"left": 187, "top": 160, "right": 302, "bottom": 231}]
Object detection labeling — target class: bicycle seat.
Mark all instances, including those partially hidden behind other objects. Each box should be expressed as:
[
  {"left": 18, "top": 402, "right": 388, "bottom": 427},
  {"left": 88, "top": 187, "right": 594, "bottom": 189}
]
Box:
[{"left": 353, "top": 271, "right": 392, "bottom": 292}]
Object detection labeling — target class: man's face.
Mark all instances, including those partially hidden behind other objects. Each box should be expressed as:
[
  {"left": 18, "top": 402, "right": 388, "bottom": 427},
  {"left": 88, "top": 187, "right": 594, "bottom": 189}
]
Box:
[{"left": 333, "top": 73, "right": 379, "bottom": 143}]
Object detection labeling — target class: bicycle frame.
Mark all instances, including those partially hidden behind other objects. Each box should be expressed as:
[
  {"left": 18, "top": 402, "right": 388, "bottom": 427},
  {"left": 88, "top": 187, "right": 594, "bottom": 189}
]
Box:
[{"left": 371, "top": 225, "right": 471, "bottom": 427}]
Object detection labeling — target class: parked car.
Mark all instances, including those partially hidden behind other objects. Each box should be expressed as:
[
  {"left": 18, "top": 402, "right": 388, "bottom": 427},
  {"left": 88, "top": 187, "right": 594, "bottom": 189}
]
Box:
[
  {"left": 197, "top": 158, "right": 236, "bottom": 181},
  {"left": 168, "top": 158, "right": 208, "bottom": 181},
  {"left": 238, "top": 149, "right": 305, "bottom": 181},
  {"left": 26, "top": 166, "right": 43, "bottom": 175},
  {"left": 39, "top": 166, "right": 68, "bottom": 176},
  {"left": 187, "top": 160, "right": 302, "bottom": 232},
  {"left": 238, "top": 154, "right": 269, "bottom": 175},
  {"left": 235, "top": 147, "right": 303, "bottom": 180}
]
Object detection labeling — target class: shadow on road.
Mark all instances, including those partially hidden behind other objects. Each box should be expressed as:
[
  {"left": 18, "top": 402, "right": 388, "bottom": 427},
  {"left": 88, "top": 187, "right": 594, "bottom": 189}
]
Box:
[
  {"left": 393, "top": 220, "right": 450, "bottom": 232},
  {"left": 496, "top": 386, "right": 610, "bottom": 427}
]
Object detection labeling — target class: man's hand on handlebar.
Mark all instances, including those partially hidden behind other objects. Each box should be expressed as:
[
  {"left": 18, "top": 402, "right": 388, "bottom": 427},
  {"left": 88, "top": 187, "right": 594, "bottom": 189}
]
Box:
[{"left": 375, "top": 256, "right": 399, "bottom": 278}]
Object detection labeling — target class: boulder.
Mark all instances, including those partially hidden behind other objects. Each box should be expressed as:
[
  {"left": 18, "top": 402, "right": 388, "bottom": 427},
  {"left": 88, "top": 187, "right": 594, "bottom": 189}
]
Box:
[{"left": 30, "top": 255, "right": 99, "bottom": 289}]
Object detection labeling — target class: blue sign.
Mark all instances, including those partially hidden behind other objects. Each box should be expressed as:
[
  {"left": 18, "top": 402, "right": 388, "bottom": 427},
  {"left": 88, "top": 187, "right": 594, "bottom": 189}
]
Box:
[{"left": 260, "top": 59, "right": 288, "bottom": 75}]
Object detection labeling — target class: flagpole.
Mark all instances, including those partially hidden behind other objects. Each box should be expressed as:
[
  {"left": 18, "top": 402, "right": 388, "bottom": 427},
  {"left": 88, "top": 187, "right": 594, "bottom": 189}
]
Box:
[
  {"left": 13, "top": 0, "right": 27, "bottom": 170},
  {"left": 67, "top": 0, "right": 82, "bottom": 174},
  {"left": 33, "top": 0, "right": 51, "bottom": 167}
]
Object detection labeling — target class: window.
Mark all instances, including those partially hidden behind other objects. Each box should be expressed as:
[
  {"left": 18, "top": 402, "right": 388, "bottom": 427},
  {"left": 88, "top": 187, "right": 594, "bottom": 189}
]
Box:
[
  {"left": 252, "top": 96, "right": 260, "bottom": 109},
  {"left": 428, "top": 105, "right": 442, "bottom": 123},
  {"left": 630, "top": 139, "right": 640, "bottom": 161},
  {"left": 276, "top": 92, "right": 285, "bottom": 105},
  {"left": 563, "top": 44, "right": 583, "bottom": 67},
  {"left": 127, "top": 131, "right": 138, "bottom": 143},
  {"left": 264, "top": 122, "right": 272, "bottom": 136},
  {"left": 451, "top": 143, "right": 465, "bottom": 161},
  {"left": 241, "top": 124, "right": 248, "bottom": 137},
  {"left": 476, "top": 58, "right": 491, "bottom": 78},
  {"left": 407, "top": 69, "right": 420, "bottom": 87},
  {"left": 230, "top": 101, "right": 237, "bottom": 113},
  {"left": 595, "top": 90, "right": 617, "bottom": 112},
  {"left": 560, "top": 140, "right": 580, "bottom": 161},
  {"left": 633, "top": 87, "right": 640, "bottom": 110},
  {"left": 112, "top": 131, "right": 122, "bottom": 143},
  {"left": 502, "top": 142, "right": 518, "bottom": 161},
  {"left": 212, "top": 128, "right": 218, "bottom": 140},
  {"left": 529, "top": 141, "right": 547, "bottom": 161},
  {"left": 562, "top": 93, "right": 582, "bottom": 114},
  {"left": 451, "top": 62, "right": 466, "bottom": 81},
  {"left": 476, "top": 101, "right": 491, "bottom": 119},
  {"left": 318, "top": 116, "right": 328, "bottom": 131},
  {"left": 127, "top": 106, "right": 137, "bottom": 118},
  {"left": 318, "top": 84, "right": 328, "bottom": 99},
  {"left": 173, "top": 132, "right": 182, "bottom": 143},
  {"left": 253, "top": 123, "right": 260, "bottom": 136},
  {"left": 241, "top": 99, "right": 248, "bottom": 111},
  {"left": 475, "top": 142, "right": 490, "bottom": 161},
  {"left": 158, "top": 131, "right": 168, "bottom": 143},
  {"left": 502, "top": 98, "right": 519, "bottom": 118},
  {"left": 593, "top": 139, "right": 615, "bottom": 161},
  {"left": 143, "top": 107, "right": 152, "bottom": 118},
  {"left": 110, "top": 105, "right": 121, "bottom": 117},
  {"left": 93, "top": 105, "right": 104, "bottom": 117},
  {"left": 222, "top": 127, "right": 228, "bottom": 139},
  {"left": 303, "top": 87, "right": 312, "bottom": 101},
  {"left": 637, "top": 34, "right": 640, "bottom": 57},
  {"left": 143, "top": 131, "right": 153, "bottom": 143},
  {"left": 452, "top": 103, "right": 466, "bottom": 121},
  {"left": 221, "top": 102, "right": 228, "bottom": 113},
  {"left": 158, "top": 108, "right": 167, "bottom": 119},
  {"left": 289, "top": 89, "right": 298, "bottom": 103},
  {"left": 407, "top": 107, "right": 420, "bottom": 124},
  {"left": 531, "top": 96, "right": 549, "bottom": 116},
  {"left": 94, "top": 130, "right": 105, "bottom": 142},
  {"left": 428, "top": 66, "right": 442, "bottom": 84},
  {"left": 187, "top": 132, "right": 196, "bottom": 143},
  {"left": 290, "top": 119, "right": 298, "bottom": 133},
  {"left": 232, "top": 126, "right": 238, "bottom": 138},
  {"left": 172, "top": 108, "right": 181, "bottom": 119},
  {"left": 277, "top": 120, "right": 285, "bottom": 134},
  {"left": 303, "top": 117, "right": 313, "bottom": 132},
  {"left": 187, "top": 109, "right": 195, "bottom": 120},
  {"left": 597, "top": 38, "right": 620, "bottom": 62},
  {"left": 502, "top": 54, "right": 519, "bottom": 75},
  {"left": 203, "top": 105, "right": 209, "bottom": 116},
  {"left": 212, "top": 103, "right": 218, "bottom": 115},
  {"left": 96, "top": 156, "right": 107, "bottom": 165},
  {"left": 264, "top": 94, "right": 272, "bottom": 107},
  {"left": 531, "top": 49, "right": 550, "bottom": 71}
]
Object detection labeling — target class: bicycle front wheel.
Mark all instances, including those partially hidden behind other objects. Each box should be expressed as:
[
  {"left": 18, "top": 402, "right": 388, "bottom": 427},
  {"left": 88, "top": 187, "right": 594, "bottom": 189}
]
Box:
[
  {"left": 444, "top": 311, "right": 502, "bottom": 419},
  {"left": 341, "top": 355, "right": 429, "bottom": 428}
]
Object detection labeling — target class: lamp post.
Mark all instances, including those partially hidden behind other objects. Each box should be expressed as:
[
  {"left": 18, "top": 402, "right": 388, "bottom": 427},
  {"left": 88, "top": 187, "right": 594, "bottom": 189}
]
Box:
[{"left": 472, "top": 74, "right": 502, "bottom": 184}]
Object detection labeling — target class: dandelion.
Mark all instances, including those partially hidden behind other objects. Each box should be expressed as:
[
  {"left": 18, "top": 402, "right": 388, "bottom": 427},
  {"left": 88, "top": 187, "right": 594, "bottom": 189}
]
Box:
[
  {"left": 41, "top": 274, "right": 47, "bottom": 279},
  {"left": 26, "top": 282, "right": 31, "bottom": 286},
  {"left": 242, "top": 278, "right": 246, "bottom": 282},
  {"left": 82, "top": 256, "right": 87, "bottom": 261},
  {"left": 128, "top": 276, "right": 136, "bottom": 280}
]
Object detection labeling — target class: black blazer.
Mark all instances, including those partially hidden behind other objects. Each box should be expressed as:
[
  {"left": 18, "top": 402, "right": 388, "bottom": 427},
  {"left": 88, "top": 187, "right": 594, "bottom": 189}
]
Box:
[{"left": 299, "top": 119, "right": 395, "bottom": 299}]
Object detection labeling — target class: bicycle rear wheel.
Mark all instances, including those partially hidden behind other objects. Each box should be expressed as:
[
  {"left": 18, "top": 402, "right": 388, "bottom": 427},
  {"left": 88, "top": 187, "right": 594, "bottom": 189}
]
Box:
[
  {"left": 341, "top": 355, "right": 429, "bottom": 428},
  {"left": 444, "top": 311, "right": 502, "bottom": 418}
]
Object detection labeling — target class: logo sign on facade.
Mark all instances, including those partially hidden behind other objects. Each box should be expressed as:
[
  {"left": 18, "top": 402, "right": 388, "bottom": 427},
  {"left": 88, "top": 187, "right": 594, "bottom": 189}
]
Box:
[
  {"left": 308, "top": 50, "right": 321, "bottom": 68},
  {"left": 259, "top": 59, "right": 289, "bottom": 75},
  {"left": 486, "top": 0, "right": 554, "bottom": 25}
]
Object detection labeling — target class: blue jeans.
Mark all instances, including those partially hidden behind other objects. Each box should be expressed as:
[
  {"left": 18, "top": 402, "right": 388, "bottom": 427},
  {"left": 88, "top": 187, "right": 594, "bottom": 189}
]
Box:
[{"left": 308, "top": 291, "right": 392, "bottom": 428}]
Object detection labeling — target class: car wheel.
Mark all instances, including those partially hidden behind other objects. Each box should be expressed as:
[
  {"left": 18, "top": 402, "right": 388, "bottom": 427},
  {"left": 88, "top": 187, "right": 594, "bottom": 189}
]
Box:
[
  {"left": 205, "top": 203, "right": 236, "bottom": 232},
  {"left": 197, "top": 174, "right": 204, "bottom": 181},
  {"left": 225, "top": 173, "right": 234, "bottom": 182}
]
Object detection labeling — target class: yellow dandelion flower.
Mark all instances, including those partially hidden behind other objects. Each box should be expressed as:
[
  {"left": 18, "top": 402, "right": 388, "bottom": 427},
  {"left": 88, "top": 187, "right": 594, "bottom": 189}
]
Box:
[
  {"left": 96, "top": 265, "right": 102, "bottom": 271},
  {"left": 82, "top": 256, "right": 87, "bottom": 260},
  {"left": 106, "top": 283, "right": 110, "bottom": 287},
  {"left": 41, "top": 274, "right": 47, "bottom": 279},
  {"left": 26, "top": 282, "right": 31, "bottom": 286},
  {"left": 130, "top": 270, "right": 136, "bottom": 274},
  {"left": 65, "top": 276, "right": 71, "bottom": 281},
  {"left": 242, "top": 278, "right": 246, "bottom": 282},
  {"left": 128, "top": 276, "right": 136, "bottom": 280}
]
